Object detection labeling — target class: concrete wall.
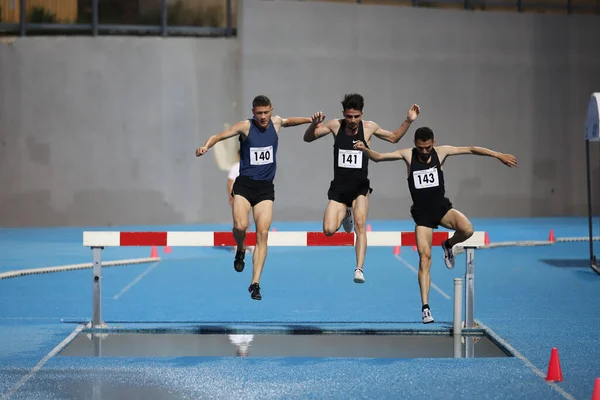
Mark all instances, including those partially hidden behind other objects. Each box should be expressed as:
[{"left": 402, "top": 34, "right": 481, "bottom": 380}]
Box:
[
  {"left": 1, "top": 0, "right": 599, "bottom": 227},
  {"left": 0, "top": 37, "right": 240, "bottom": 226},
  {"left": 240, "top": 0, "right": 600, "bottom": 222}
]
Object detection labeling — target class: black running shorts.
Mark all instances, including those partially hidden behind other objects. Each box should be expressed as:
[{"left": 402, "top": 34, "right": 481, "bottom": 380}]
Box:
[
  {"left": 327, "top": 178, "right": 373, "bottom": 208},
  {"left": 232, "top": 176, "right": 275, "bottom": 207},
  {"left": 410, "top": 199, "right": 453, "bottom": 229}
]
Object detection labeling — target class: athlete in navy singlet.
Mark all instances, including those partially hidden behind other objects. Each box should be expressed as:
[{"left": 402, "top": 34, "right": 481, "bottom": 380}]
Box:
[
  {"left": 354, "top": 127, "right": 518, "bottom": 324},
  {"left": 196, "top": 95, "right": 316, "bottom": 300}
]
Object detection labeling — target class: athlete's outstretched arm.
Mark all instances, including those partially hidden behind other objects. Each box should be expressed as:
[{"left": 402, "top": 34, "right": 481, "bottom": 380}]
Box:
[
  {"left": 280, "top": 117, "right": 312, "bottom": 127},
  {"left": 437, "top": 145, "right": 518, "bottom": 167},
  {"left": 372, "top": 104, "right": 420, "bottom": 143},
  {"left": 354, "top": 142, "right": 408, "bottom": 163},
  {"left": 195, "top": 120, "right": 248, "bottom": 157},
  {"left": 303, "top": 112, "right": 335, "bottom": 142}
]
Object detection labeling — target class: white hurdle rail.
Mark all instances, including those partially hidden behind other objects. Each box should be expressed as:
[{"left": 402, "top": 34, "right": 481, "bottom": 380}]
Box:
[{"left": 83, "top": 230, "right": 487, "bottom": 329}]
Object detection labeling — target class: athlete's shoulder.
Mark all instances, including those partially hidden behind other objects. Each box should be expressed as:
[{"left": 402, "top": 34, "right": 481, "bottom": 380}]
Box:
[
  {"left": 432, "top": 146, "right": 450, "bottom": 154},
  {"left": 362, "top": 120, "right": 378, "bottom": 128},
  {"left": 326, "top": 119, "right": 342, "bottom": 133},
  {"left": 237, "top": 119, "right": 252, "bottom": 128}
]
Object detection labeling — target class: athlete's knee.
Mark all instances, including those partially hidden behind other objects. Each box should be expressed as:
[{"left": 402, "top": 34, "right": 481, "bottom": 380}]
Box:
[
  {"left": 256, "top": 229, "right": 269, "bottom": 245},
  {"left": 233, "top": 218, "right": 248, "bottom": 232},
  {"left": 323, "top": 224, "right": 337, "bottom": 236},
  {"left": 354, "top": 216, "right": 366, "bottom": 234},
  {"left": 323, "top": 217, "right": 339, "bottom": 236},
  {"left": 460, "top": 222, "right": 474, "bottom": 238},
  {"left": 419, "top": 250, "right": 431, "bottom": 265}
]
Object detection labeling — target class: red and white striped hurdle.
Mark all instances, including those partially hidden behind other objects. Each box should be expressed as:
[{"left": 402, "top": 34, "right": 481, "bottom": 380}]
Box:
[
  {"left": 83, "top": 230, "right": 487, "bottom": 248},
  {"left": 83, "top": 230, "right": 485, "bottom": 331}
]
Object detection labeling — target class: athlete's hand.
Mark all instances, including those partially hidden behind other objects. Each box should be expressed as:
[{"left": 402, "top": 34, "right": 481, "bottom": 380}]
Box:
[
  {"left": 195, "top": 147, "right": 208, "bottom": 157},
  {"left": 311, "top": 112, "right": 325, "bottom": 126},
  {"left": 407, "top": 104, "right": 420, "bottom": 122},
  {"left": 498, "top": 153, "right": 518, "bottom": 168},
  {"left": 354, "top": 141, "right": 367, "bottom": 151}
]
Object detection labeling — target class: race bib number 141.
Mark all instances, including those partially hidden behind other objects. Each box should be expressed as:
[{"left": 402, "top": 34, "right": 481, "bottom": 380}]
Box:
[
  {"left": 338, "top": 149, "right": 363, "bottom": 169},
  {"left": 413, "top": 167, "right": 439, "bottom": 189},
  {"left": 250, "top": 146, "right": 274, "bottom": 165}
]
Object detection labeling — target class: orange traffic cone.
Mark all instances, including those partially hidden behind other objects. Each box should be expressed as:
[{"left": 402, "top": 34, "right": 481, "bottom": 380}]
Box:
[
  {"left": 548, "top": 229, "right": 556, "bottom": 242},
  {"left": 367, "top": 224, "right": 372, "bottom": 232},
  {"left": 546, "top": 347, "right": 563, "bottom": 382},
  {"left": 150, "top": 246, "right": 159, "bottom": 258},
  {"left": 164, "top": 246, "right": 172, "bottom": 254},
  {"left": 484, "top": 232, "right": 490, "bottom": 245},
  {"left": 592, "top": 378, "right": 600, "bottom": 400},
  {"left": 393, "top": 246, "right": 401, "bottom": 255}
]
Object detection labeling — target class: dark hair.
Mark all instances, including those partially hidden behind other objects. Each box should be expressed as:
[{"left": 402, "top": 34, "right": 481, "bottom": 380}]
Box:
[
  {"left": 252, "top": 95, "right": 271, "bottom": 108},
  {"left": 414, "top": 127, "right": 434, "bottom": 142},
  {"left": 341, "top": 93, "right": 364, "bottom": 112}
]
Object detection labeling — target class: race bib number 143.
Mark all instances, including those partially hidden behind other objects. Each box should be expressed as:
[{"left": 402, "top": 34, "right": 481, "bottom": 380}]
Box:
[
  {"left": 250, "top": 146, "right": 274, "bottom": 165},
  {"left": 413, "top": 167, "right": 439, "bottom": 189}
]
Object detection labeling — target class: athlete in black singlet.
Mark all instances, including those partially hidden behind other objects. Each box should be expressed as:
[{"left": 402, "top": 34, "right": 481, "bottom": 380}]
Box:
[
  {"left": 304, "top": 94, "right": 421, "bottom": 284},
  {"left": 354, "top": 127, "right": 517, "bottom": 324}
]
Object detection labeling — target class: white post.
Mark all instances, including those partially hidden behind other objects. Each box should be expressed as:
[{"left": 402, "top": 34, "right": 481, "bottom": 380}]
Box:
[
  {"left": 93, "top": 334, "right": 102, "bottom": 357},
  {"left": 92, "top": 247, "right": 104, "bottom": 328},
  {"left": 453, "top": 277, "right": 463, "bottom": 358},
  {"left": 453, "top": 278, "right": 463, "bottom": 336},
  {"left": 465, "top": 336, "right": 475, "bottom": 358},
  {"left": 453, "top": 334, "right": 462, "bottom": 359},
  {"left": 464, "top": 247, "right": 475, "bottom": 329}
]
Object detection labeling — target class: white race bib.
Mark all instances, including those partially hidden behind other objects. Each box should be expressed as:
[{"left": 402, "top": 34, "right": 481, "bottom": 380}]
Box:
[
  {"left": 413, "top": 167, "right": 439, "bottom": 189},
  {"left": 338, "top": 149, "right": 363, "bottom": 169},
  {"left": 250, "top": 146, "right": 274, "bottom": 165}
]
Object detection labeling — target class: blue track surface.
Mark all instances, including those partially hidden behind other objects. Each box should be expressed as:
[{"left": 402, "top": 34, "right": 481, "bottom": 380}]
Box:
[{"left": 0, "top": 217, "right": 599, "bottom": 399}]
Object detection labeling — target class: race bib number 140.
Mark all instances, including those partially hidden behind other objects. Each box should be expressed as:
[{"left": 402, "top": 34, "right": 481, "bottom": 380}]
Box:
[
  {"left": 413, "top": 167, "right": 439, "bottom": 189},
  {"left": 250, "top": 146, "right": 274, "bottom": 165}
]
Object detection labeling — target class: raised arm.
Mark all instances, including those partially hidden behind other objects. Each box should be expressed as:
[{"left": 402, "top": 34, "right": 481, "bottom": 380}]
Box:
[
  {"left": 280, "top": 116, "right": 312, "bottom": 127},
  {"left": 372, "top": 104, "right": 420, "bottom": 144},
  {"left": 304, "top": 112, "right": 336, "bottom": 143},
  {"left": 353, "top": 141, "right": 409, "bottom": 163},
  {"left": 195, "top": 120, "right": 248, "bottom": 157},
  {"left": 436, "top": 145, "right": 518, "bottom": 167}
]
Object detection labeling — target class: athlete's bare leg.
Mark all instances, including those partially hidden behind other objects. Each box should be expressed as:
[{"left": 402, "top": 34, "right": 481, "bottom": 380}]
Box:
[
  {"left": 352, "top": 194, "right": 369, "bottom": 277},
  {"left": 323, "top": 200, "right": 347, "bottom": 236},
  {"left": 250, "top": 200, "right": 273, "bottom": 285},
  {"left": 440, "top": 208, "right": 474, "bottom": 246},
  {"left": 232, "top": 195, "right": 251, "bottom": 250},
  {"left": 415, "top": 225, "right": 433, "bottom": 306}
]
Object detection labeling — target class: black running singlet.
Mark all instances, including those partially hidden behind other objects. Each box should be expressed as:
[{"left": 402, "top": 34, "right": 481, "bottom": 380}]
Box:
[
  {"left": 407, "top": 148, "right": 447, "bottom": 209},
  {"left": 332, "top": 120, "right": 369, "bottom": 182}
]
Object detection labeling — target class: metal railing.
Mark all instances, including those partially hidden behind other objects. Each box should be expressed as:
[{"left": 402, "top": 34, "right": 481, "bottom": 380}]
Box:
[
  {"left": 298, "top": 0, "right": 599, "bottom": 14},
  {"left": 0, "top": 0, "right": 597, "bottom": 38},
  {"left": 0, "top": 0, "right": 236, "bottom": 37}
]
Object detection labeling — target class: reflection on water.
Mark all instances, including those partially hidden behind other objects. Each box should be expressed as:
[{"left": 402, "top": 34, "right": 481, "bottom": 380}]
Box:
[{"left": 63, "top": 332, "right": 510, "bottom": 359}]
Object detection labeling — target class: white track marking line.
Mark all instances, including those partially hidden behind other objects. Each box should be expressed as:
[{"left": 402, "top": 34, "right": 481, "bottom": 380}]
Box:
[
  {"left": 0, "top": 323, "right": 87, "bottom": 400},
  {"left": 477, "top": 321, "right": 576, "bottom": 400},
  {"left": 394, "top": 254, "right": 451, "bottom": 300},
  {"left": 394, "top": 250, "right": 576, "bottom": 400},
  {"left": 112, "top": 262, "right": 159, "bottom": 300}
]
